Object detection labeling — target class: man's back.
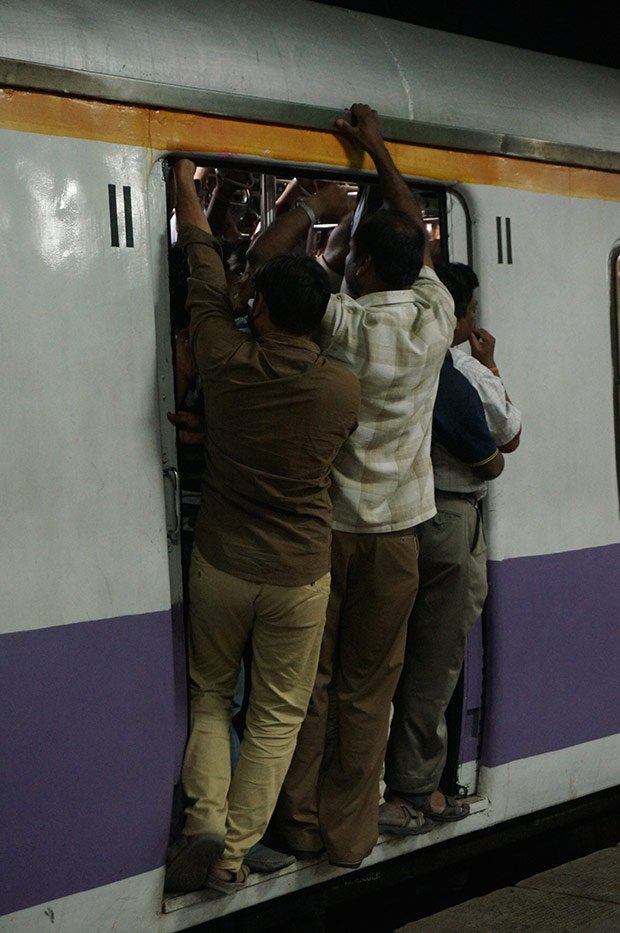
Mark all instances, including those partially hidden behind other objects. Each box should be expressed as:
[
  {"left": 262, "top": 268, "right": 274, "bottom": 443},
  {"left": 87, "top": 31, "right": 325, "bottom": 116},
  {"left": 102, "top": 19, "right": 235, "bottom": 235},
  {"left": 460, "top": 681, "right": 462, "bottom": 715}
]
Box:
[
  {"left": 320, "top": 268, "right": 455, "bottom": 533},
  {"left": 180, "top": 224, "right": 360, "bottom": 586}
]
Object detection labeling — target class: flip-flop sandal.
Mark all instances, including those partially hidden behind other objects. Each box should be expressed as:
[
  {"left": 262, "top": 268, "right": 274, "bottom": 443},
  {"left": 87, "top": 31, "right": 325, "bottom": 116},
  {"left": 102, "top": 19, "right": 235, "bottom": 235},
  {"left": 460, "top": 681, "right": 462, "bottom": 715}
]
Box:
[
  {"left": 206, "top": 863, "right": 250, "bottom": 895},
  {"left": 410, "top": 793, "right": 470, "bottom": 822}
]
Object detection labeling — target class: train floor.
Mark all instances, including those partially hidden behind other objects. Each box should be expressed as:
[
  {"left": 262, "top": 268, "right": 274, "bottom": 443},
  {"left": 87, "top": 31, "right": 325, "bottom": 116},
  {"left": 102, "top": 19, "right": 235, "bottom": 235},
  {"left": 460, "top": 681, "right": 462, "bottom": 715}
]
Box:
[
  {"left": 399, "top": 844, "right": 620, "bottom": 931},
  {"left": 186, "top": 786, "right": 620, "bottom": 933}
]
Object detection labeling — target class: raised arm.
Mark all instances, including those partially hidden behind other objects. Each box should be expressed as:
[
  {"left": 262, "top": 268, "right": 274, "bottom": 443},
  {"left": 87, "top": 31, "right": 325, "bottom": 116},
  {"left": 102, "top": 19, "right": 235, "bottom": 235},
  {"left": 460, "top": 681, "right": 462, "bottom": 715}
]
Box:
[
  {"left": 173, "top": 160, "right": 242, "bottom": 373},
  {"left": 248, "top": 181, "right": 351, "bottom": 266},
  {"left": 204, "top": 169, "right": 254, "bottom": 240},
  {"left": 335, "top": 104, "right": 432, "bottom": 267},
  {"left": 173, "top": 159, "right": 212, "bottom": 234},
  {"left": 250, "top": 103, "right": 432, "bottom": 268}
]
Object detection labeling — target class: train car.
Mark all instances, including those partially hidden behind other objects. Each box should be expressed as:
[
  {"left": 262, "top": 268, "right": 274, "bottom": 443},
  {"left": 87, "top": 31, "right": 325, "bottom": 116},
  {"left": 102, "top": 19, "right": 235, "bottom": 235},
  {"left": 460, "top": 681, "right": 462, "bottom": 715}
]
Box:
[{"left": 1, "top": 1, "right": 619, "bottom": 930}]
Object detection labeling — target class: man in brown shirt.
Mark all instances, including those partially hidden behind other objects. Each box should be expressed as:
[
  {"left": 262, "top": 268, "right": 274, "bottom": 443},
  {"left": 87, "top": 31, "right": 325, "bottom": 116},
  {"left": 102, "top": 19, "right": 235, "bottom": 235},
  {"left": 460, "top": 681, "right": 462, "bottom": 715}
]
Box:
[{"left": 165, "top": 159, "right": 360, "bottom": 895}]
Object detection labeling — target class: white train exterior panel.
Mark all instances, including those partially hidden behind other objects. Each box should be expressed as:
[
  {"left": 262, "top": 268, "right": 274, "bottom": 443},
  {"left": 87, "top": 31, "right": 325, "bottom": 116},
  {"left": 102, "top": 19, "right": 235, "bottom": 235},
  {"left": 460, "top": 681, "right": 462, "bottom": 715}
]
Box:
[
  {"left": 1, "top": 129, "right": 171, "bottom": 634},
  {"left": 459, "top": 183, "right": 620, "bottom": 560}
]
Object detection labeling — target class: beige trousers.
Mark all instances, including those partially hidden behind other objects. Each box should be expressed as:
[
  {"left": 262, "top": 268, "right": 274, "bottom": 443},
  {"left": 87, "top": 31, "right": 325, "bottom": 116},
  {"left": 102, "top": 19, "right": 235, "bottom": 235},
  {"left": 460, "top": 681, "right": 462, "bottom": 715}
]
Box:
[{"left": 182, "top": 548, "right": 330, "bottom": 871}]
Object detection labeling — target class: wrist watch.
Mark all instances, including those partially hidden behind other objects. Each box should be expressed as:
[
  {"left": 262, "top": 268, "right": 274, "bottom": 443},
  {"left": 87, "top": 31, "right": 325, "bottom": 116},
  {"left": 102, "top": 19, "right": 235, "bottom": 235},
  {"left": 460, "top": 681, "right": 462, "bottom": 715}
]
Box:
[{"left": 294, "top": 198, "right": 317, "bottom": 226}]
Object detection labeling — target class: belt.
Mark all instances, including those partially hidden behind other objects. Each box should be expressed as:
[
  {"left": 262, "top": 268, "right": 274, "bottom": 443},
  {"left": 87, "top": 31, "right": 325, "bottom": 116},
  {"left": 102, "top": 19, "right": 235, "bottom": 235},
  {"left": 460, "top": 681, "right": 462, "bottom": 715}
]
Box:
[{"left": 435, "top": 489, "right": 484, "bottom": 550}]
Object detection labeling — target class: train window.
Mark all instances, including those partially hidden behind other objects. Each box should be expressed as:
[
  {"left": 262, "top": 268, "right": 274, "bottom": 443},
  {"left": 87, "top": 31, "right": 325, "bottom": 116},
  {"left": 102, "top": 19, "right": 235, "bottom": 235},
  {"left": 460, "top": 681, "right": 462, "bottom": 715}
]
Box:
[{"left": 611, "top": 246, "right": 620, "bottom": 505}]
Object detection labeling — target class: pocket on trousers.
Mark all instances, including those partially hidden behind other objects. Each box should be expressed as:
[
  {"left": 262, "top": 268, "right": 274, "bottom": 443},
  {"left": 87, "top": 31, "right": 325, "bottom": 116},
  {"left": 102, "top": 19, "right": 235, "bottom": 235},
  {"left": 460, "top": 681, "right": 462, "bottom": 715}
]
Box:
[{"left": 471, "top": 514, "right": 487, "bottom": 557}]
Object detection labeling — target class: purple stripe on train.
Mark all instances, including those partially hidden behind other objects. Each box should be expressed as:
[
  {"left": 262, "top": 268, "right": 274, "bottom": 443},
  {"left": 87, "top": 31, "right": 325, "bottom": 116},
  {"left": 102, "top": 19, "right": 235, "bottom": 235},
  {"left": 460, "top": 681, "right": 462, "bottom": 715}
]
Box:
[
  {"left": 0, "top": 611, "right": 177, "bottom": 917},
  {"left": 481, "top": 542, "right": 620, "bottom": 768}
]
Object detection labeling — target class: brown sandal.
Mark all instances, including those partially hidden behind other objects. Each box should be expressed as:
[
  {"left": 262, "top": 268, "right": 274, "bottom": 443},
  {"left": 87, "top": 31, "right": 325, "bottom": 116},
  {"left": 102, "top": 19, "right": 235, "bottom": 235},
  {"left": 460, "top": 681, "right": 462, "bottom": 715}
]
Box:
[
  {"left": 410, "top": 792, "right": 470, "bottom": 822},
  {"left": 206, "top": 863, "right": 250, "bottom": 895},
  {"left": 379, "top": 799, "right": 433, "bottom": 836}
]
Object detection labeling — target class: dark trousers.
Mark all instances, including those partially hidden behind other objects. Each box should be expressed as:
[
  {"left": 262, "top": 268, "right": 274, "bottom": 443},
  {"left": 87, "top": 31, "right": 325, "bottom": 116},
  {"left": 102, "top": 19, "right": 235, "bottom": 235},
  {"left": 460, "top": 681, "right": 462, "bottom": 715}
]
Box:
[{"left": 275, "top": 527, "right": 420, "bottom": 865}]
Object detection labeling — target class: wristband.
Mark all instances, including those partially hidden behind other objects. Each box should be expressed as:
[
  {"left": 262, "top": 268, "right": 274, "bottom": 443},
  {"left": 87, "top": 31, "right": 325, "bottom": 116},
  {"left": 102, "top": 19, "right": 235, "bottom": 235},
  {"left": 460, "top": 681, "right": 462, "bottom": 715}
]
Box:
[{"left": 294, "top": 199, "right": 317, "bottom": 227}]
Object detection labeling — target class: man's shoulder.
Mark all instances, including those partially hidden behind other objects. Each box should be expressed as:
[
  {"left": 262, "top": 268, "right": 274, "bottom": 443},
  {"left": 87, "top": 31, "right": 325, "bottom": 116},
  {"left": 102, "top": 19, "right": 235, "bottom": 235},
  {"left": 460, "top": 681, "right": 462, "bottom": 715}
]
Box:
[
  {"left": 413, "top": 264, "right": 453, "bottom": 298},
  {"left": 411, "top": 266, "right": 456, "bottom": 328},
  {"left": 320, "top": 355, "right": 361, "bottom": 396},
  {"left": 438, "top": 354, "right": 480, "bottom": 411}
]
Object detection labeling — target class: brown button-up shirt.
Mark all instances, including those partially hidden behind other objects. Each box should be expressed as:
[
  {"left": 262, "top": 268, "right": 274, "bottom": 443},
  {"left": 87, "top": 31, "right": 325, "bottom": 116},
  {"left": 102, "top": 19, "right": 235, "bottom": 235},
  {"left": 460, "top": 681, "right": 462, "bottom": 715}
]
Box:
[{"left": 178, "top": 224, "right": 360, "bottom": 586}]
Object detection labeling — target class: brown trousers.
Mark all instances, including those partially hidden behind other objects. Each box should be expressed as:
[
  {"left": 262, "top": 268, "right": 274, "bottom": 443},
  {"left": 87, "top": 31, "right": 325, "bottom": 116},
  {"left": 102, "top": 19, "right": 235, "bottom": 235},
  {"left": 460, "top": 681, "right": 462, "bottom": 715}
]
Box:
[{"left": 275, "top": 527, "right": 419, "bottom": 865}]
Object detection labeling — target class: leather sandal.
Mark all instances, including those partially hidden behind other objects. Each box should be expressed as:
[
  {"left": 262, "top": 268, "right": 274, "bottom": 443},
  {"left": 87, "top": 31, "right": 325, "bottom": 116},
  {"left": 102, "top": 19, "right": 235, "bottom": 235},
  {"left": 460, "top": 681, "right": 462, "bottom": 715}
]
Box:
[
  {"left": 379, "top": 799, "right": 433, "bottom": 836},
  {"left": 409, "top": 792, "right": 470, "bottom": 822},
  {"left": 206, "top": 863, "right": 250, "bottom": 895}
]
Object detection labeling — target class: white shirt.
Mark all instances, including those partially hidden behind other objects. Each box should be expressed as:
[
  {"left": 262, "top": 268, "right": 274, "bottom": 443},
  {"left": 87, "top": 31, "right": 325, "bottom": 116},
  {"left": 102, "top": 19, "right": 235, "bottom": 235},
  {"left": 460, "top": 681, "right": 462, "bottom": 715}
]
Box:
[{"left": 432, "top": 345, "right": 521, "bottom": 496}]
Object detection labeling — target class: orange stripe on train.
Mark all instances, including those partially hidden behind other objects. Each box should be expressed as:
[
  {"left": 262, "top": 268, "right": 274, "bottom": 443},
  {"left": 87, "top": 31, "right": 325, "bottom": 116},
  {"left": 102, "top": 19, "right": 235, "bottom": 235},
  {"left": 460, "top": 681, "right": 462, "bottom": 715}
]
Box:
[{"left": 1, "top": 88, "right": 619, "bottom": 201}]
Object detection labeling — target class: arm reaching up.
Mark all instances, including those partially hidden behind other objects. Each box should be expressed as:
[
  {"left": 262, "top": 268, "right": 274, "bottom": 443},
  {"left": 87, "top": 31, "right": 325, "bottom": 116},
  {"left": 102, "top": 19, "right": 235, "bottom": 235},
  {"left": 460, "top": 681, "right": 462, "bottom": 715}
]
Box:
[
  {"left": 173, "top": 159, "right": 212, "bottom": 235},
  {"left": 249, "top": 180, "right": 352, "bottom": 266},
  {"left": 335, "top": 103, "right": 432, "bottom": 266}
]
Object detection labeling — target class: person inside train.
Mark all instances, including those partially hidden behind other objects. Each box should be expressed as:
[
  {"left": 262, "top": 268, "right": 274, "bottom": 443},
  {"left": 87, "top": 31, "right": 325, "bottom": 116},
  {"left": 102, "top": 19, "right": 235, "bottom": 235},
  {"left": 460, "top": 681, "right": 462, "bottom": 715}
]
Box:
[
  {"left": 381, "top": 262, "right": 521, "bottom": 831},
  {"left": 249, "top": 103, "right": 455, "bottom": 869},
  {"left": 164, "top": 158, "right": 360, "bottom": 895}
]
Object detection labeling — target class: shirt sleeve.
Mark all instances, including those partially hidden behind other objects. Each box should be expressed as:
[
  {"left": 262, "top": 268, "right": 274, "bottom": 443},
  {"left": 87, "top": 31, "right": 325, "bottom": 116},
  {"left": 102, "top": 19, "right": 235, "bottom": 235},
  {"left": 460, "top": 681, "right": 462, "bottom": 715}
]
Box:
[
  {"left": 319, "top": 292, "right": 354, "bottom": 360},
  {"left": 433, "top": 357, "right": 499, "bottom": 466},
  {"left": 177, "top": 223, "right": 250, "bottom": 376},
  {"left": 452, "top": 352, "right": 521, "bottom": 447},
  {"left": 412, "top": 266, "right": 457, "bottom": 344}
]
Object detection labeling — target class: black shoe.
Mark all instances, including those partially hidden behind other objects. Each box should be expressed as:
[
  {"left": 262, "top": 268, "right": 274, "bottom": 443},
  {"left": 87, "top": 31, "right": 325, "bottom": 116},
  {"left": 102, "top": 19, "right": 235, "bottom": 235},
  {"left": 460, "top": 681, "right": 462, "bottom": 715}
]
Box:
[{"left": 164, "top": 832, "right": 225, "bottom": 893}]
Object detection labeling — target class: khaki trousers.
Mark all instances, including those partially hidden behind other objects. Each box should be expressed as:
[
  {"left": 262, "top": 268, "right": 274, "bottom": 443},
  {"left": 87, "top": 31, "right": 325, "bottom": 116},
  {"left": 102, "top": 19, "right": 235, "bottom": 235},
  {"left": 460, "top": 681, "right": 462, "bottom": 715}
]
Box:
[
  {"left": 182, "top": 548, "right": 330, "bottom": 871},
  {"left": 275, "top": 528, "right": 419, "bottom": 865},
  {"left": 384, "top": 496, "right": 488, "bottom": 796}
]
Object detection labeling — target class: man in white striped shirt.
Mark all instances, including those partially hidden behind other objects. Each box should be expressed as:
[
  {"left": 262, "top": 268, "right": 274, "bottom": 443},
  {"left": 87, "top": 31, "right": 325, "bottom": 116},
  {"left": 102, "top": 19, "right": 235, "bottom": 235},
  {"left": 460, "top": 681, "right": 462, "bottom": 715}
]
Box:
[{"left": 251, "top": 104, "right": 455, "bottom": 868}]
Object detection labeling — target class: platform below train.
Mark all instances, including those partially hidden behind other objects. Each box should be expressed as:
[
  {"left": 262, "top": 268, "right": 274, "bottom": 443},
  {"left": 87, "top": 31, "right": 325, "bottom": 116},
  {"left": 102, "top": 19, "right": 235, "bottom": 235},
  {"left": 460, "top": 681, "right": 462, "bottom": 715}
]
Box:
[{"left": 400, "top": 844, "right": 620, "bottom": 931}]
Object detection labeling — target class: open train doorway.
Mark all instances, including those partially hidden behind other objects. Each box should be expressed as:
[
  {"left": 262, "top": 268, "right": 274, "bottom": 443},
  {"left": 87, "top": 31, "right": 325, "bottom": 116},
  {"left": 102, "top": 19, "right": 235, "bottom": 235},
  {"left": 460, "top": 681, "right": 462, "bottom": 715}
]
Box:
[{"left": 151, "top": 159, "right": 482, "bottom": 847}]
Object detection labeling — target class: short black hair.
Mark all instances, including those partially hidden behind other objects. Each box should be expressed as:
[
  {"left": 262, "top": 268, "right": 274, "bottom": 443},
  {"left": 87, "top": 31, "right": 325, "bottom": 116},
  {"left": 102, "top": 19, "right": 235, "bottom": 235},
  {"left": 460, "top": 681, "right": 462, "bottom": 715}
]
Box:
[
  {"left": 353, "top": 209, "right": 425, "bottom": 289},
  {"left": 435, "top": 262, "right": 479, "bottom": 318},
  {"left": 253, "top": 254, "right": 331, "bottom": 336}
]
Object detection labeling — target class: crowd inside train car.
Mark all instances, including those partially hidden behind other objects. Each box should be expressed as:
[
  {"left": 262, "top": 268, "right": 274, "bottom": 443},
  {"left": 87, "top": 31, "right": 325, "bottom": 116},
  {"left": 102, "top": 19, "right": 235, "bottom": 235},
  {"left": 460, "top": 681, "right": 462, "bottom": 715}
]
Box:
[{"left": 164, "top": 103, "right": 521, "bottom": 896}]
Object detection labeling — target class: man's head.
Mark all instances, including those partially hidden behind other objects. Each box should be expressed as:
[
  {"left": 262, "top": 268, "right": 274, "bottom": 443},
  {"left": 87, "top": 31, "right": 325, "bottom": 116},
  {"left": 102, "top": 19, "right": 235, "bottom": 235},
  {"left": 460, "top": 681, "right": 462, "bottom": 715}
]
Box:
[
  {"left": 344, "top": 209, "right": 426, "bottom": 297},
  {"left": 250, "top": 254, "right": 331, "bottom": 337},
  {"left": 436, "top": 262, "right": 479, "bottom": 345}
]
